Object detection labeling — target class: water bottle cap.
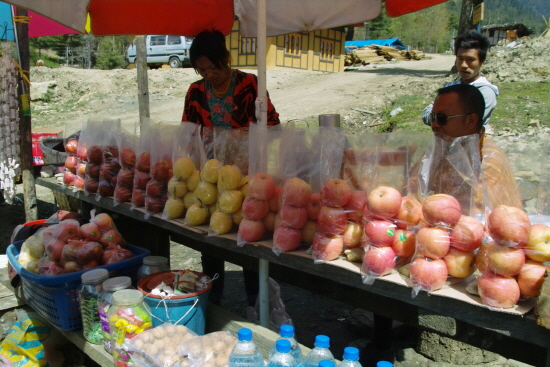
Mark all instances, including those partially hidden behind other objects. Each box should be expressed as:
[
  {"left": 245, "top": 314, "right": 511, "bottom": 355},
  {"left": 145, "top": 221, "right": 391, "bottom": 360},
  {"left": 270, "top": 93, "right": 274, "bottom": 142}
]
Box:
[
  {"left": 276, "top": 339, "right": 291, "bottom": 353},
  {"left": 343, "top": 346, "right": 359, "bottom": 361},
  {"left": 279, "top": 324, "right": 294, "bottom": 338},
  {"left": 318, "top": 360, "right": 335, "bottom": 367},
  {"left": 237, "top": 328, "right": 253, "bottom": 341},
  {"left": 376, "top": 361, "right": 393, "bottom": 367},
  {"left": 314, "top": 335, "right": 330, "bottom": 348}
]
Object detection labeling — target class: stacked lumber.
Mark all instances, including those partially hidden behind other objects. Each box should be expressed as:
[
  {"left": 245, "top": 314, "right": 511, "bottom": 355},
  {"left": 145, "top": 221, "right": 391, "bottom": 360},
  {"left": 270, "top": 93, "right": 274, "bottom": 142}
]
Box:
[{"left": 345, "top": 45, "right": 425, "bottom": 66}]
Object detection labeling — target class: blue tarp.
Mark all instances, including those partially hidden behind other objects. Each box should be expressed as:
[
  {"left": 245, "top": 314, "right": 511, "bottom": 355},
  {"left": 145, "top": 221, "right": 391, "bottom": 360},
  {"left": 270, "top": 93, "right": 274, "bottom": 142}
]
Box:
[
  {"left": 0, "top": 2, "right": 15, "bottom": 41},
  {"left": 345, "top": 38, "right": 407, "bottom": 52}
]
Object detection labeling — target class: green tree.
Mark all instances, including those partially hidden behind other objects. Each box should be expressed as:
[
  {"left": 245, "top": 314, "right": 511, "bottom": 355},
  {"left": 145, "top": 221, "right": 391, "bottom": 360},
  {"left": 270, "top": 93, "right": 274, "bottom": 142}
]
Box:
[
  {"left": 95, "top": 36, "right": 128, "bottom": 70},
  {"left": 369, "top": 6, "right": 392, "bottom": 39}
]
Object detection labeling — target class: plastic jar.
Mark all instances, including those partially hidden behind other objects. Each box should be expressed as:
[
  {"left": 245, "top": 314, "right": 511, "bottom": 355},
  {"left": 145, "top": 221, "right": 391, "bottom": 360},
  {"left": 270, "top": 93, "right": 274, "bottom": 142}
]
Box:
[
  {"left": 107, "top": 289, "right": 152, "bottom": 367},
  {"left": 78, "top": 268, "right": 109, "bottom": 344},
  {"left": 136, "top": 256, "right": 170, "bottom": 281},
  {"left": 98, "top": 276, "right": 133, "bottom": 354}
]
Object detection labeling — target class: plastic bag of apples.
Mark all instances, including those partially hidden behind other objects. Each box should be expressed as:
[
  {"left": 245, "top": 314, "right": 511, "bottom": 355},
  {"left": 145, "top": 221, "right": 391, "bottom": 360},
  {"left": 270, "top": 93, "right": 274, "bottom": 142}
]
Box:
[
  {"left": 162, "top": 122, "right": 205, "bottom": 221},
  {"left": 113, "top": 128, "right": 139, "bottom": 206},
  {"left": 236, "top": 123, "right": 282, "bottom": 247},
  {"left": 97, "top": 119, "right": 122, "bottom": 199},
  {"left": 83, "top": 119, "right": 109, "bottom": 196},
  {"left": 61, "top": 121, "right": 81, "bottom": 189},
  {"left": 130, "top": 117, "right": 155, "bottom": 209}
]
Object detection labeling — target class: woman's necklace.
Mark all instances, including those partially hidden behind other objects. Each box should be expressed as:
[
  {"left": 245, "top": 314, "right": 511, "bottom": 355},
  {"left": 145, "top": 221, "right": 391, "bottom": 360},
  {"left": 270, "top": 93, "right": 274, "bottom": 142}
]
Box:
[{"left": 212, "top": 73, "right": 231, "bottom": 96}]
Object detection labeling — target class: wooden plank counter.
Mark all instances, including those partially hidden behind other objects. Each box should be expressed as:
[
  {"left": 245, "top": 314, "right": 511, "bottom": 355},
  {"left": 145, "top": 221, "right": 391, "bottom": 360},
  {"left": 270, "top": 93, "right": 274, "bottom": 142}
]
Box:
[{"left": 36, "top": 178, "right": 550, "bottom": 366}]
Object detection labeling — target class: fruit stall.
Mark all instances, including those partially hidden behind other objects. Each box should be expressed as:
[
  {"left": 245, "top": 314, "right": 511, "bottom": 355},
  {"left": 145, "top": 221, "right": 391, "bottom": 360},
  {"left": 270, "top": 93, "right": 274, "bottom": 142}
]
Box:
[{"left": 24, "top": 118, "right": 550, "bottom": 367}]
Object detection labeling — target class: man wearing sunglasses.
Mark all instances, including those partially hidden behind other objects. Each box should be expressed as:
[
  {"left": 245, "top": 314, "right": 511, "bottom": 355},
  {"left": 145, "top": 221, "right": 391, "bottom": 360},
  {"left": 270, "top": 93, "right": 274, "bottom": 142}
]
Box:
[{"left": 422, "top": 30, "right": 499, "bottom": 128}]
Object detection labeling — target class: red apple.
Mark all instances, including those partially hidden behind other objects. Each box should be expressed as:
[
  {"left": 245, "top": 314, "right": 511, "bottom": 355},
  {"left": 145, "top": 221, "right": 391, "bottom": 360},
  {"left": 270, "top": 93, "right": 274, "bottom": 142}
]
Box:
[
  {"left": 145, "top": 196, "right": 166, "bottom": 213},
  {"left": 87, "top": 145, "right": 103, "bottom": 164},
  {"left": 74, "top": 176, "right": 85, "bottom": 190},
  {"left": 317, "top": 206, "right": 348, "bottom": 236},
  {"left": 146, "top": 180, "right": 165, "bottom": 198},
  {"left": 151, "top": 159, "right": 172, "bottom": 183},
  {"left": 450, "top": 215, "right": 485, "bottom": 252},
  {"left": 137, "top": 152, "right": 151, "bottom": 172},
  {"left": 120, "top": 147, "right": 136, "bottom": 167},
  {"left": 281, "top": 177, "right": 312, "bottom": 208},
  {"left": 279, "top": 204, "right": 308, "bottom": 229},
  {"left": 65, "top": 155, "right": 78, "bottom": 173},
  {"left": 117, "top": 168, "right": 134, "bottom": 188},
  {"left": 302, "top": 220, "right": 318, "bottom": 244},
  {"left": 84, "top": 177, "right": 99, "bottom": 193},
  {"left": 410, "top": 257, "right": 448, "bottom": 292},
  {"left": 114, "top": 186, "right": 132, "bottom": 203},
  {"left": 344, "top": 190, "right": 367, "bottom": 223},
  {"left": 486, "top": 242, "right": 525, "bottom": 277},
  {"left": 79, "top": 222, "right": 101, "bottom": 241},
  {"left": 392, "top": 229, "right": 416, "bottom": 258},
  {"left": 477, "top": 272, "right": 520, "bottom": 309},
  {"left": 77, "top": 162, "right": 86, "bottom": 177},
  {"left": 416, "top": 227, "right": 450, "bottom": 259},
  {"left": 273, "top": 226, "right": 302, "bottom": 252},
  {"left": 524, "top": 223, "right": 550, "bottom": 262},
  {"left": 364, "top": 219, "right": 397, "bottom": 247},
  {"left": 444, "top": 248, "right": 475, "bottom": 278},
  {"left": 422, "top": 194, "right": 462, "bottom": 227},
  {"left": 248, "top": 172, "right": 276, "bottom": 201},
  {"left": 94, "top": 212, "right": 116, "bottom": 233},
  {"left": 77, "top": 146, "right": 87, "bottom": 160},
  {"left": 63, "top": 171, "right": 76, "bottom": 185},
  {"left": 306, "top": 193, "right": 321, "bottom": 221},
  {"left": 134, "top": 170, "right": 150, "bottom": 189},
  {"left": 343, "top": 221, "right": 363, "bottom": 249},
  {"left": 362, "top": 246, "right": 396, "bottom": 277},
  {"left": 242, "top": 197, "right": 270, "bottom": 221},
  {"left": 263, "top": 211, "right": 277, "bottom": 232},
  {"left": 65, "top": 139, "right": 78, "bottom": 154},
  {"left": 86, "top": 162, "right": 100, "bottom": 178},
  {"left": 487, "top": 205, "right": 530, "bottom": 247},
  {"left": 268, "top": 186, "right": 282, "bottom": 212},
  {"left": 475, "top": 241, "right": 491, "bottom": 273},
  {"left": 312, "top": 232, "right": 344, "bottom": 262},
  {"left": 367, "top": 186, "right": 402, "bottom": 219},
  {"left": 131, "top": 188, "right": 145, "bottom": 207},
  {"left": 518, "top": 260, "right": 547, "bottom": 297},
  {"left": 238, "top": 218, "right": 265, "bottom": 243},
  {"left": 320, "top": 178, "right": 352, "bottom": 207},
  {"left": 395, "top": 196, "right": 422, "bottom": 229}
]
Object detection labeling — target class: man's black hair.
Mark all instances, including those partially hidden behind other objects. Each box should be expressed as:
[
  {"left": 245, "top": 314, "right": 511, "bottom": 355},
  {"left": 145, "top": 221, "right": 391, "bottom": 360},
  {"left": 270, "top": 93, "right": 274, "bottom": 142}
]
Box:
[
  {"left": 454, "top": 30, "right": 491, "bottom": 63},
  {"left": 437, "top": 84, "right": 485, "bottom": 130},
  {"left": 190, "top": 30, "right": 230, "bottom": 71}
]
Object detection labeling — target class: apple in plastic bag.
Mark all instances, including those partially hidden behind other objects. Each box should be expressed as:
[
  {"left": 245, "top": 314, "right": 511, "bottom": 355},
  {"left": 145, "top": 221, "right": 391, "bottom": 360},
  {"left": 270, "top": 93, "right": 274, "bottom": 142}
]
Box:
[
  {"left": 248, "top": 172, "right": 276, "bottom": 201},
  {"left": 218, "top": 190, "right": 244, "bottom": 214},
  {"left": 187, "top": 170, "right": 200, "bottom": 192},
  {"left": 218, "top": 165, "right": 242, "bottom": 191},
  {"left": 344, "top": 190, "right": 367, "bottom": 223},
  {"left": 173, "top": 157, "right": 195, "bottom": 180},
  {"left": 392, "top": 229, "right": 416, "bottom": 257},
  {"left": 365, "top": 219, "right": 397, "bottom": 247},
  {"left": 185, "top": 203, "right": 209, "bottom": 226},
  {"left": 343, "top": 221, "right": 363, "bottom": 249},
  {"left": 239, "top": 218, "right": 265, "bottom": 242},
  {"left": 444, "top": 247, "right": 475, "bottom": 278},
  {"left": 279, "top": 204, "right": 308, "bottom": 229},
  {"left": 164, "top": 197, "right": 185, "bottom": 219},
  {"left": 274, "top": 226, "right": 302, "bottom": 252},
  {"left": 242, "top": 197, "right": 270, "bottom": 221},
  {"left": 210, "top": 211, "right": 233, "bottom": 235},
  {"left": 416, "top": 227, "right": 451, "bottom": 259},
  {"left": 302, "top": 220, "right": 318, "bottom": 244},
  {"left": 367, "top": 186, "right": 402, "bottom": 219},
  {"left": 268, "top": 186, "right": 282, "bottom": 212},
  {"left": 450, "top": 215, "right": 484, "bottom": 252},
  {"left": 306, "top": 192, "right": 321, "bottom": 221},
  {"left": 363, "top": 246, "right": 396, "bottom": 276},
  {"left": 151, "top": 159, "right": 172, "bottom": 183},
  {"left": 477, "top": 272, "right": 520, "bottom": 309},
  {"left": 486, "top": 242, "right": 525, "bottom": 277},
  {"left": 167, "top": 177, "right": 188, "bottom": 199},
  {"left": 422, "top": 193, "right": 462, "bottom": 227},
  {"left": 194, "top": 181, "right": 218, "bottom": 205},
  {"left": 524, "top": 223, "right": 550, "bottom": 262},
  {"left": 263, "top": 211, "right": 276, "bottom": 232},
  {"left": 233, "top": 208, "right": 244, "bottom": 226},
  {"left": 395, "top": 195, "right": 422, "bottom": 229},
  {"left": 410, "top": 257, "right": 448, "bottom": 292},
  {"left": 487, "top": 205, "right": 530, "bottom": 247},
  {"left": 312, "top": 232, "right": 343, "bottom": 261},
  {"left": 120, "top": 147, "right": 136, "bottom": 167},
  {"left": 200, "top": 158, "right": 222, "bottom": 184},
  {"left": 281, "top": 177, "right": 312, "bottom": 208},
  {"left": 517, "top": 260, "right": 547, "bottom": 297},
  {"left": 320, "top": 178, "right": 352, "bottom": 207},
  {"left": 317, "top": 206, "right": 348, "bottom": 236}
]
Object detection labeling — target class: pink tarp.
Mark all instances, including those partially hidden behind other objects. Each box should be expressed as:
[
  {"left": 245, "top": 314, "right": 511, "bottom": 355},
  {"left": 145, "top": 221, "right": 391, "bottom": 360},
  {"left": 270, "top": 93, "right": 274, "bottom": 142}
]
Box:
[{"left": 28, "top": 10, "right": 79, "bottom": 37}]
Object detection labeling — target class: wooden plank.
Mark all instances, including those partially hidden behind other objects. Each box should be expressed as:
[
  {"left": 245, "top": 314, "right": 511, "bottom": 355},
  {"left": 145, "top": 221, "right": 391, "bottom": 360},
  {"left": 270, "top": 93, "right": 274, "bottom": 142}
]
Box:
[{"left": 34, "top": 178, "right": 550, "bottom": 354}]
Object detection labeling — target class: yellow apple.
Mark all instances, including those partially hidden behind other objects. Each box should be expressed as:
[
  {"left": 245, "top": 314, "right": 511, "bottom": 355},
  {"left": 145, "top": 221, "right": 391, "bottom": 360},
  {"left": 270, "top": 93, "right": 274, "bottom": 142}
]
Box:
[
  {"left": 167, "top": 177, "right": 188, "bottom": 199},
  {"left": 200, "top": 159, "right": 222, "bottom": 183},
  {"left": 164, "top": 197, "right": 185, "bottom": 219},
  {"left": 343, "top": 221, "right": 363, "bottom": 249},
  {"left": 183, "top": 191, "right": 200, "bottom": 209},
  {"left": 233, "top": 208, "right": 244, "bottom": 226},
  {"left": 218, "top": 165, "right": 243, "bottom": 191},
  {"left": 187, "top": 170, "right": 200, "bottom": 191},
  {"left": 172, "top": 157, "right": 195, "bottom": 179},
  {"left": 210, "top": 210, "right": 234, "bottom": 235},
  {"left": 239, "top": 175, "right": 249, "bottom": 198},
  {"left": 218, "top": 190, "right": 244, "bottom": 214},
  {"left": 185, "top": 203, "right": 209, "bottom": 226},
  {"left": 194, "top": 181, "right": 218, "bottom": 205},
  {"left": 302, "top": 220, "right": 318, "bottom": 244},
  {"left": 524, "top": 223, "right": 550, "bottom": 262},
  {"left": 444, "top": 247, "right": 475, "bottom": 278}
]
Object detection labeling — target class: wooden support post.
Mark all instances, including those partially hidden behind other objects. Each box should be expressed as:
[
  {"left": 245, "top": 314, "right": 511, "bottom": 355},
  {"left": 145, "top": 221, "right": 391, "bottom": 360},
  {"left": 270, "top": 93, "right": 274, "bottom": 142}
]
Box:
[
  {"left": 136, "top": 36, "right": 150, "bottom": 125},
  {"left": 15, "top": 8, "right": 37, "bottom": 222}
]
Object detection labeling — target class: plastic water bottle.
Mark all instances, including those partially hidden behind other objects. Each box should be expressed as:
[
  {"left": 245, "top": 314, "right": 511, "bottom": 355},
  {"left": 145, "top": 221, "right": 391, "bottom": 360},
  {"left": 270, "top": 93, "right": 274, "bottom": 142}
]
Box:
[
  {"left": 319, "top": 361, "right": 336, "bottom": 367},
  {"left": 338, "top": 347, "right": 362, "bottom": 367},
  {"left": 267, "top": 339, "right": 299, "bottom": 367},
  {"left": 376, "top": 362, "right": 393, "bottom": 367},
  {"left": 301, "top": 335, "right": 335, "bottom": 367},
  {"left": 228, "top": 328, "right": 264, "bottom": 367},
  {"left": 269, "top": 324, "right": 303, "bottom": 365}
]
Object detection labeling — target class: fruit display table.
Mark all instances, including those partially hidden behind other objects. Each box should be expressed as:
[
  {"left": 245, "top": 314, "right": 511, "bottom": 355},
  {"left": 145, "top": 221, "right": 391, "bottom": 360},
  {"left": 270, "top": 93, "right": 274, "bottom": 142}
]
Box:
[{"left": 35, "top": 177, "right": 550, "bottom": 366}]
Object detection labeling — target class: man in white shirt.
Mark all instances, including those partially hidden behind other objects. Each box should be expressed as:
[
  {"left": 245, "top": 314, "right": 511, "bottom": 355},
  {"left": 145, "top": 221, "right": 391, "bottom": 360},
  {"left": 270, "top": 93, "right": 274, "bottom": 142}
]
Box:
[{"left": 423, "top": 30, "right": 498, "bottom": 127}]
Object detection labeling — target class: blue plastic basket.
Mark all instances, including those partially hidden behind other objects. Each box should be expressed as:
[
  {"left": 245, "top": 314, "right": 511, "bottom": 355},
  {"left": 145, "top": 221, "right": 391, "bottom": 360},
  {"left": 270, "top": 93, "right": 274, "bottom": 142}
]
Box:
[{"left": 7, "top": 240, "right": 150, "bottom": 331}]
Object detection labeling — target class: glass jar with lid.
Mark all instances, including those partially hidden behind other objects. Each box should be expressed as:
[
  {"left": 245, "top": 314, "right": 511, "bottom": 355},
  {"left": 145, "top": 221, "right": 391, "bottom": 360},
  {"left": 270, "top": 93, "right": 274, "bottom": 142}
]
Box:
[
  {"left": 107, "top": 289, "right": 152, "bottom": 367},
  {"left": 98, "top": 276, "right": 133, "bottom": 354},
  {"left": 136, "top": 256, "right": 170, "bottom": 281},
  {"left": 78, "top": 268, "right": 109, "bottom": 344}
]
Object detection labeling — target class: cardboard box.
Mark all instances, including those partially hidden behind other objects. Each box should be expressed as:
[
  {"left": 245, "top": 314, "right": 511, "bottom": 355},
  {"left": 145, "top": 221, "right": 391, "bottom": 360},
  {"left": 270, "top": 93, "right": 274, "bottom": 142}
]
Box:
[{"left": 31, "top": 128, "right": 63, "bottom": 165}]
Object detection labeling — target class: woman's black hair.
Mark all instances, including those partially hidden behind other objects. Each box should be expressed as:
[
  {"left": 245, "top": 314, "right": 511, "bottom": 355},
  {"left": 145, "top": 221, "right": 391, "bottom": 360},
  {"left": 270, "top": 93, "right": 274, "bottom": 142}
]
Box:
[{"left": 189, "top": 30, "right": 230, "bottom": 71}]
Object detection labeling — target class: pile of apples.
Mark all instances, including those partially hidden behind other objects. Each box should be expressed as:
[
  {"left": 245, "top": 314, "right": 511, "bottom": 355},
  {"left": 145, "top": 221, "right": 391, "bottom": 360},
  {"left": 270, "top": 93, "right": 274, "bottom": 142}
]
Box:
[
  {"left": 361, "top": 186, "right": 421, "bottom": 279},
  {"left": 131, "top": 152, "right": 151, "bottom": 207},
  {"left": 145, "top": 157, "right": 172, "bottom": 214},
  {"left": 98, "top": 145, "right": 121, "bottom": 197},
  {"left": 114, "top": 147, "right": 137, "bottom": 203},
  {"left": 84, "top": 144, "right": 103, "bottom": 194},
  {"left": 476, "top": 205, "right": 548, "bottom": 309},
  {"left": 63, "top": 136, "right": 79, "bottom": 187},
  {"left": 18, "top": 213, "right": 133, "bottom": 276},
  {"left": 74, "top": 143, "right": 87, "bottom": 190}
]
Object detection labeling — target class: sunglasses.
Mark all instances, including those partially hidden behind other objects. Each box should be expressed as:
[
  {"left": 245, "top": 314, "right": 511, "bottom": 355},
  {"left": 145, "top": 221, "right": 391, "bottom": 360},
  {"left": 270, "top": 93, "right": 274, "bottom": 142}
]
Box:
[{"left": 429, "top": 112, "right": 472, "bottom": 126}]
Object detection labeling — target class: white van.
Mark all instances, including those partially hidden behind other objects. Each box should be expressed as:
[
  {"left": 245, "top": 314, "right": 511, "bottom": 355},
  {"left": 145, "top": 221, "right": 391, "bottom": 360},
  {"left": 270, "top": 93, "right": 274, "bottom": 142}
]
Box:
[{"left": 126, "top": 35, "right": 193, "bottom": 68}]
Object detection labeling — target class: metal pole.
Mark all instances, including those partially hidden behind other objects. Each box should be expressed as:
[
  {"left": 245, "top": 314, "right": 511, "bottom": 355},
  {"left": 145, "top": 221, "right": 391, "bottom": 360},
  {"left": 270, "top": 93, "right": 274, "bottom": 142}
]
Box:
[{"left": 259, "top": 258, "right": 269, "bottom": 328}]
